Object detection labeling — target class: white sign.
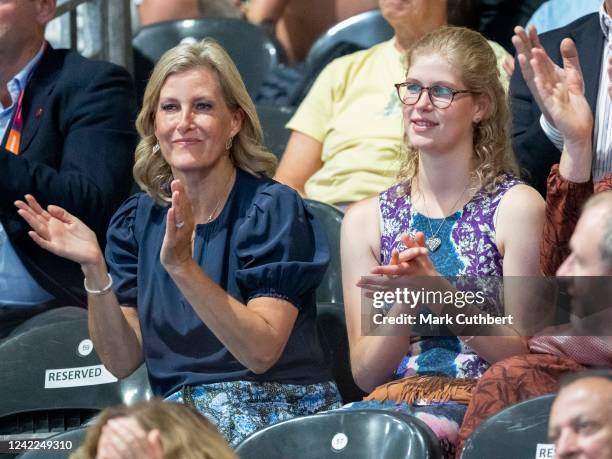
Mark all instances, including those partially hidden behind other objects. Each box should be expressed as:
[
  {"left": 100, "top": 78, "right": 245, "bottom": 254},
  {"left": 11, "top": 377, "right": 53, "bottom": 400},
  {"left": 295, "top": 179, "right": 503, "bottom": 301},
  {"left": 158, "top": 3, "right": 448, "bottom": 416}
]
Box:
[
  {"left": 331, "top": 433, "right": 348, "bottom": 451},
  {"left": 44, "top": 365, "right": 118, "bottom": 389},
  {"left": 535, "top": 443, "right": 555, "bottom": 458}
]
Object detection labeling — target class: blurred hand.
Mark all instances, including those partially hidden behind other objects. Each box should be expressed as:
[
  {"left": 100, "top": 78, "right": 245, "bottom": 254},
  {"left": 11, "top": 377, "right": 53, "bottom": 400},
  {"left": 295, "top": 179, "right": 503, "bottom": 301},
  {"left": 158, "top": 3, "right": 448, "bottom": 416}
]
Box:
[
  {"left": 503, "top": 55, "right": 515, "bottom": 81},
  {"left": 96, "top": 417, "right": 163, "bottom": 459},
  {"left": 160, "top": 179, "right": 195, "bottom": 272},
  {"left": 530, "top": 38, "right": 593, "bottom": 144},
  {"left": 15, "top": 194, "right": 103, "bottom": 267}
]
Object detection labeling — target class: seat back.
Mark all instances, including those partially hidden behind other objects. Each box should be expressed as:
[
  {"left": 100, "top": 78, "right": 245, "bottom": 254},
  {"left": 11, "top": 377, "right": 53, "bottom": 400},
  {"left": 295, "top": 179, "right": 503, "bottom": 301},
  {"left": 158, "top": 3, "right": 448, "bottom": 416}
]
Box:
[
  {"left": 305, "top": 9, "right": 393, "bottom": 69},
  {"left": 235, "top": 409, "right": 442, "bottom": 458},
  {"left": 255, "top": 104, "right": 295, "bottom": 159},
  {"left": 461, "top": 394, "right": 556, "bottom": 459},
  {"left": 132, "top": 18, "right": 285, "bottom": 101},
  {"left": 304, "top": 199, "right": 344, "bottom": 304},
  {"left": 0, "top": 308, "right": 152, "bottom": 442},
  {"left": 16, "top": 426, "right": 89, "bottom": 459},
  {"left": 316, "top": 302, "right": 365, "bottom": 404}
]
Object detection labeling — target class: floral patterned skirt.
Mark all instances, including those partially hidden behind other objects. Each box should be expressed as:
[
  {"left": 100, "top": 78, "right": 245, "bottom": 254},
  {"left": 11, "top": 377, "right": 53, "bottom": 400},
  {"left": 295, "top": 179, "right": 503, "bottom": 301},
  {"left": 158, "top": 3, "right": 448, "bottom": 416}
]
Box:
[{"left": 166, "top": 380, "right": 342, "bottom": 446}]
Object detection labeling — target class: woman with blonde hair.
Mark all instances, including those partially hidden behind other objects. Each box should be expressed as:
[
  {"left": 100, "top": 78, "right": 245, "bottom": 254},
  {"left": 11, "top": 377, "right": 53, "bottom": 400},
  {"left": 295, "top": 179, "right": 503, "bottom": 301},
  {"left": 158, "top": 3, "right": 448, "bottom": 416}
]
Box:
[
  {"left": 16, "top": 39, "right": 340, "bottom": 446},
  {"left": 341, "top": 27, "right": 544, "bottom": 456},
  {"left": 71, "top": 399, "right": 236, "bottom": 459}
]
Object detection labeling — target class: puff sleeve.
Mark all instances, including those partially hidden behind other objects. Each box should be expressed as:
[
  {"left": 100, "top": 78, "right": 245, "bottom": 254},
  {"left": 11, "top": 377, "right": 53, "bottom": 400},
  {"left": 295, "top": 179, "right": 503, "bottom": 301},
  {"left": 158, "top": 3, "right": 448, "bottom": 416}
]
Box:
[
  {"left": 104, "top": 194, "right": 140, "bottom": 305},
  {"left": 234, "top": 184, "right": 330, "bottom": 308}
]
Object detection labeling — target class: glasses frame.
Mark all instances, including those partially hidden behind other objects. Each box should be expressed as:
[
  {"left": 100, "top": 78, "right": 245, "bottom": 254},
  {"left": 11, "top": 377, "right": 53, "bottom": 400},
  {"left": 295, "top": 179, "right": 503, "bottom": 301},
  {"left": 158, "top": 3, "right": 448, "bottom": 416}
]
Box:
[{"left": 394, "top": 82, "right": 474, "bottom": 109}]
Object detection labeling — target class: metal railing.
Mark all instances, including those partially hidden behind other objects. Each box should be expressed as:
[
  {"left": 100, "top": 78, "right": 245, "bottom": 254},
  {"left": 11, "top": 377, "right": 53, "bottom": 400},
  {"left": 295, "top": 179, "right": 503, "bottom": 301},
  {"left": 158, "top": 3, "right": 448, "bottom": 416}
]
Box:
[{"left": 50, "top": 0, "right": 133, "bottom": 73}]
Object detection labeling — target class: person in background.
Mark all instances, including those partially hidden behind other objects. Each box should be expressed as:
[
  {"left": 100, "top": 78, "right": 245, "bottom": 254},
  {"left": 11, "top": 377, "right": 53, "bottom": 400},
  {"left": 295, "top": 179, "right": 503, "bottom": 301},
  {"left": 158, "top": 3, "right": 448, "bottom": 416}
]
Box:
[
  {"left": 274, "top": 0, "right": 510, "bottom": 208},
  {"left": 137, "top": 0, "right": 242, "bottom": 27},
  {"left": 527, "top": 0, "right": 601, "bottom": 34},
  {"left": 455, "top": 37, "right": 612, "bottom": 455},
  {"left": 340, "top": 27, "right": 543, "bottom": 457},
  {"left": 548, "top": 371, "right": 612, "bottom": 459},
  {"left": 15, "top": 39, "right": 340, "bottom": 446},
  {"left": 0, "top": 0, "right": 137, "bottom": 338},
  {"left": 509, "top": 0, "right": 610, "bottom": 196},
  {"left": 71, "top": 399, "right": 237, "bottom": 459},
  {"left": 244, "top": 0, "right": 378, "bottom": 64}
]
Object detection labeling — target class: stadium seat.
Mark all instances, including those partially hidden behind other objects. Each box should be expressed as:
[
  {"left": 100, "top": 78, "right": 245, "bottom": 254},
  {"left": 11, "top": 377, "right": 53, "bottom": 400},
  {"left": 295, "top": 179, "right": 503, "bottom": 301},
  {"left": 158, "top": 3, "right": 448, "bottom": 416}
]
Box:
[
  {"left": 305, "top": 9, "right": 393, "bottom": 69},
  {"left": 287, "top": 9, "right": 393, "bottom": 106},
  {"left": 255, "top": 104, "right": 295, "bottom": 159},
  {"left": 16, "top": 426, "right": 88, "bottom": 459},
  {"left": 132, "top": 18, "right": 286, "bottom": 101},
  {"left": 460, "top": 394, "right": 556, "bottom": 459},
  {"left": 0, "top": 307, "right": 152, "bottom": 443},
  {"left": 316, "top": 302, "right": 365, "bottom": 404},
  {"left": 304, "top": 199, "right": 344, "bottom": 304},
  {"left": 235, "top": 409, "right": 442, "bottom": 458}
]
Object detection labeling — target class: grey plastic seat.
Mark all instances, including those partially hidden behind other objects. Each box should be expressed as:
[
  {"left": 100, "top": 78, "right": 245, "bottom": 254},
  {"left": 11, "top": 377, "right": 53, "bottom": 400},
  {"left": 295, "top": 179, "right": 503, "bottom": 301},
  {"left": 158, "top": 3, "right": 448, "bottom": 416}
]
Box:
[
  {"left": 316, "top": 302, "right": 364, "bottom": 404},
  {"left": 461, "top": 394, "right": 556, "bottom": 459},
  {"left": 235, "top": 409, "right": 442, "bottom": 458},
  {"left": 305, "top": 9, "right": 393, "bottom": 69},
  {"left": 288, "top": 9, "right": 393, "bottom": 106},
  {"left": 132, "top": 18, "right": 286, "bottom": 100},
  {"left": 256, "top": 104, "right": 295, "bottom": 159},
  {"left": 0, "top": 307, "right": 152, "bottom": 443},
  {"left": 304, "top": 199, "right": 344, "bottom": 304}
]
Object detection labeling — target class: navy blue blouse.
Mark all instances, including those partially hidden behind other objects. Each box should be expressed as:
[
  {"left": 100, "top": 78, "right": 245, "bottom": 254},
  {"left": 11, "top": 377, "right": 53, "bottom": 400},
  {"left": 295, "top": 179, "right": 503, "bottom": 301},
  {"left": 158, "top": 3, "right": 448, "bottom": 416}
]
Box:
[{"left": 105, "top": 169, "right": 332, "bottom": 397}]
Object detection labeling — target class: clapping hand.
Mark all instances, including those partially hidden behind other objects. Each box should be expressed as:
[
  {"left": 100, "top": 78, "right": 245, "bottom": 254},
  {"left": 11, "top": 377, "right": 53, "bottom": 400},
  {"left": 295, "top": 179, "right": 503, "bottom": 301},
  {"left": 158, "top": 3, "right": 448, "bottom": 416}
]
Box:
[
  {"left": 14, "top": 194, "right": 103, "bottom": 266},
  {"left": 356, "top": 232, "right": 437, "bottom": 291},
  {"left": 530, "top": 38, "right": 593, "bottom": 144},
  {"left": 160, "top": 179, "right": 195, "bottom": 271},
  {"left": 512, "top": 25, "right": 567, "bottom": 125}
]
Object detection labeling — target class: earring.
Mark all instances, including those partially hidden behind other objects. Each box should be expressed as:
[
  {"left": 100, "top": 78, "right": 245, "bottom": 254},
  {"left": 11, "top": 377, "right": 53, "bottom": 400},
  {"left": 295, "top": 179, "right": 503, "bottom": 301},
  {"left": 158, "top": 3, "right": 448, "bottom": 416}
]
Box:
[
  {"left": 225, "top": 136, "right": 233, "bottom": 150},
  {"left": 152, "top": 142, "right": 160, "bottom": 153}
]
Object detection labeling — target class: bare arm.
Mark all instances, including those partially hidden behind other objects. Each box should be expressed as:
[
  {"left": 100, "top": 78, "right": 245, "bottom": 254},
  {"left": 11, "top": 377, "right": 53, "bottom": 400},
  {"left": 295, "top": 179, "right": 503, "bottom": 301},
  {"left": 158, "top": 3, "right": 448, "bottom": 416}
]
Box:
[
  {"left": 245, "top": 0, "right": 289, "bottom": 24},
  {"left": 485, "top": 184, "right": 546, "bottom": 355},
  {"left": 138, "top": 0, "right": 200, "bottom": 26},
  {"left": 341, "top": 198, "right": 412, "bottom": 392},
  {"left": 14, "top": 196, "right": 144, "bottom": 378},
  {"left": 274, "top": 131, "right": 323, "bottom": 197}
]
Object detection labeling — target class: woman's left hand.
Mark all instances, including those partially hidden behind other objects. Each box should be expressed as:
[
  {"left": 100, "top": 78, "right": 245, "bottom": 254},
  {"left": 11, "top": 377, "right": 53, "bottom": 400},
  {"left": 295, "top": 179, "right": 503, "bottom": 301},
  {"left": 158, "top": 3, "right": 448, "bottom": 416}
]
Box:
[{"left": 160, "top": 179, "right": 195, "bottom": 272}]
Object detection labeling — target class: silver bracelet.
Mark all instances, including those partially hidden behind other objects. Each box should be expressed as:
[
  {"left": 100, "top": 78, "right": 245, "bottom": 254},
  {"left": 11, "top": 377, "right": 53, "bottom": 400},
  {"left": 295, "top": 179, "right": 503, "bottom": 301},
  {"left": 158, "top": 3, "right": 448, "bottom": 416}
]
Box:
[{"left": 84, "top": 273, "right": 113, "bottom": 296}]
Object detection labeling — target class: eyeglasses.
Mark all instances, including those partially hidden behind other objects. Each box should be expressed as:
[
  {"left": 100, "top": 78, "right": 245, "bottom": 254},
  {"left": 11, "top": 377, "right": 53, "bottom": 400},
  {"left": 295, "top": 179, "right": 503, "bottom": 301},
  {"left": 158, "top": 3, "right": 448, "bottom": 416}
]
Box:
[{"left": 394, "top": 82, "right": 474, "bottom": 109}]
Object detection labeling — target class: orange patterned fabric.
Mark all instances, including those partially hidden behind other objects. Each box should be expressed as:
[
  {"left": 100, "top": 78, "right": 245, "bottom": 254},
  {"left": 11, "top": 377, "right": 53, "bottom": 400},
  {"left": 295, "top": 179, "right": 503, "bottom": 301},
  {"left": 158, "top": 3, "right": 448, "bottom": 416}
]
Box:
[
  {"left": 540, "top": 165, "right": 612, "bottom": 276},
  {"left": 455, "top": 354, "right": 584, "bottom": 458}
]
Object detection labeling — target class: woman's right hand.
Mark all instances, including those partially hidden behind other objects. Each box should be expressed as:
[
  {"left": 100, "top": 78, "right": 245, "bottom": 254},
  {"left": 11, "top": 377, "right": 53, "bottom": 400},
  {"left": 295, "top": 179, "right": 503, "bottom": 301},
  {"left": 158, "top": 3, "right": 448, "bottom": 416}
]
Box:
[
  {"left": 14, "top": 194, "right": 103, "bottom": 267},
  {"left": 530, "top": 38, "right": 593, "bottom": 144}
]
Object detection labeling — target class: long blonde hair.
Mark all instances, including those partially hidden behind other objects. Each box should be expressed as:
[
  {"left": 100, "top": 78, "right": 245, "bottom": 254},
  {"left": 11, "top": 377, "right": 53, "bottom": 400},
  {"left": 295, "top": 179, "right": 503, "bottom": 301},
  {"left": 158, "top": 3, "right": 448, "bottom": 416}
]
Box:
[
  {"left": 133, "top": 39, "right": 277, "bottom": 205},
  {"left": 70, "top": 399, "right": 236, "bottom": 459},
  {"left": 398, "top": 26, "right": 518, "bottom": 191}
]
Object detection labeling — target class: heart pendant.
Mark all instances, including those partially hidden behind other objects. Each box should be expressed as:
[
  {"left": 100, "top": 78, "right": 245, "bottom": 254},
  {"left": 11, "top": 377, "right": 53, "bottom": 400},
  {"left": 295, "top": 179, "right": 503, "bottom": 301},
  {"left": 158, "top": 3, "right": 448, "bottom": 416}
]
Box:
[{"left": 426, "top": 237, "right": 441, "bottom": 252}]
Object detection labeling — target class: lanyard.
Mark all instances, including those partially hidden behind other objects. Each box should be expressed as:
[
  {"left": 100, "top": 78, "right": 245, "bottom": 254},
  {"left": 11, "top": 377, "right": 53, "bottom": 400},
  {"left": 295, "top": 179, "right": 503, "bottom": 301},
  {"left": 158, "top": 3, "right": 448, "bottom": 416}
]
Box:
[{"left": 4, "top": 42, "right": 48, "bottom": 155}]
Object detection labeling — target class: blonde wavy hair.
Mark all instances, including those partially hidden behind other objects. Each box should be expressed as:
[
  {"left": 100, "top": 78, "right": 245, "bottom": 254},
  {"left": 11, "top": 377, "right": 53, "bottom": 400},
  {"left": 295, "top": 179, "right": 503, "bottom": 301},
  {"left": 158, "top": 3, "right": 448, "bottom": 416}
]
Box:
[
  {"left": 398, "top": 26, "right": 518, "bottom": 192},
  {"left": 133, "top": 39, "right": 277, "bottom": 205},
  {"left": 70, "top": 399, "right": 236, "bottom": 459}
]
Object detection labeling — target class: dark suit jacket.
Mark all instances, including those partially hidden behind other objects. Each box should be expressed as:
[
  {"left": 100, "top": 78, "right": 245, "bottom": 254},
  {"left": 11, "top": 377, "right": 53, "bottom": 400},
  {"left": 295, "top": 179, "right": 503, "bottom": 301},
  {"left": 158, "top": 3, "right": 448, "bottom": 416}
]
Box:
[
  {"left": 510, "top": 13, "right": 604, "bottom": 196},
  {"left": 0, "top": 46, "right": 138, "bottom": 307}
]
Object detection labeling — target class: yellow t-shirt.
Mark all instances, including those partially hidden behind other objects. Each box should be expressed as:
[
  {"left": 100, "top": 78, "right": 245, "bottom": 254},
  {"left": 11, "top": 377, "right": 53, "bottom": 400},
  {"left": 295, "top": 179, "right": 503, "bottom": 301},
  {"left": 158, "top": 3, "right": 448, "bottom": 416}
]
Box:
[{"left": 288, "top": 39, "right": 510, "bottom": 205}]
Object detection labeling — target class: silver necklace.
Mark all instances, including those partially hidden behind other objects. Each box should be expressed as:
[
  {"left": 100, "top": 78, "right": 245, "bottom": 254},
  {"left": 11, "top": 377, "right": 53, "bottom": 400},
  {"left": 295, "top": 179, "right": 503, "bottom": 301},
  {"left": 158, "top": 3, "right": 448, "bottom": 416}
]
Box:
[
  {"left": 205, "top": 168, "right": 235, "bottom": 223},
  {"left": 420, "top": 184, "right": 468, "bottom": 252}
]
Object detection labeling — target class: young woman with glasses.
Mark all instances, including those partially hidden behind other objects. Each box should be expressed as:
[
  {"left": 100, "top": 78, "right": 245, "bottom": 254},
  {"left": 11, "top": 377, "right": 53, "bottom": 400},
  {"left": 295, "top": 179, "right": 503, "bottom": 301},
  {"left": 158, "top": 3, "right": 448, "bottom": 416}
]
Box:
[{"left": 340, "top": 27, "right": 544, "bottom": 457}]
